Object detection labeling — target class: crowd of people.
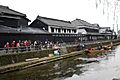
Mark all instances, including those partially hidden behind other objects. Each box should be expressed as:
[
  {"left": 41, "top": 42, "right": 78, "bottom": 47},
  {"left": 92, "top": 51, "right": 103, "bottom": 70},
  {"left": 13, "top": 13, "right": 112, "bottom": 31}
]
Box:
[
  {"left": 4, "top": 40, "right": 31, "bottom": 53},
  {"left": 4, "top": 40, "right": 61, "bottom": 53}
]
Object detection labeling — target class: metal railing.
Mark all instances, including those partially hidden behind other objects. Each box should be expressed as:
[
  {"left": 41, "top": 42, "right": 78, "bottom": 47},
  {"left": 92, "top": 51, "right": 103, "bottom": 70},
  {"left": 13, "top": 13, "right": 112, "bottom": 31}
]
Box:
[
  {"left": 0, "top": 45, "right": 47, "bottom": 55},
  {"left": 0, "top": 43, "right": 68, "bottom": 55},
  {"left": 0, "top": 39, "right": 119, "bottom": 56}
]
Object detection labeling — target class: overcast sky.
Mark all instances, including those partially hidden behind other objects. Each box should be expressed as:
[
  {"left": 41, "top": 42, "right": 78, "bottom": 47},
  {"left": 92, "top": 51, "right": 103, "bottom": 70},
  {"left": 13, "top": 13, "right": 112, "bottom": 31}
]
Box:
[{"left": 0, "top": 0, "right": 118, "bottom": 31}]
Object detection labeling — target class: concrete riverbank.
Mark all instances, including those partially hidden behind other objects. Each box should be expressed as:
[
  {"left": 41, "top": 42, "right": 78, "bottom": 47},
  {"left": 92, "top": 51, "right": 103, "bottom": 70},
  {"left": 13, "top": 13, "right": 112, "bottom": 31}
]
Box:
[
  {"left": 0, "top": 50, "right": 84, "bottom": 74},
  {"left": 0, "top": 39, "right": 120, "bottom": 74}
]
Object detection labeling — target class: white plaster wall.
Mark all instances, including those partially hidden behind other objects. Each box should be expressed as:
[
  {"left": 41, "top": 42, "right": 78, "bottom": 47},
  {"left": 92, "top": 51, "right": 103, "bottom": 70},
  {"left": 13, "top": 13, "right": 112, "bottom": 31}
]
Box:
[
  {"left": 99, "top": 29, "right": 106, "bottom": 33},
  {"left": 77, "top": 29, "right": 87, "bottom": 34},
  {"left": 48, "top": 26, "right": 51, "bottom": 33}
]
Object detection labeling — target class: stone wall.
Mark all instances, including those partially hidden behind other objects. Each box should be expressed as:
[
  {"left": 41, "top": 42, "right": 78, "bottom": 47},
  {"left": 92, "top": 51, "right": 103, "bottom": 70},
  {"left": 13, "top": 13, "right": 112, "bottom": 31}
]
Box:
[
  {"left": 0, "top": 40, "right": 119, "bottom": 66},
  {"left": 0, "top": 49, "right": 53, "bottom": 66}
]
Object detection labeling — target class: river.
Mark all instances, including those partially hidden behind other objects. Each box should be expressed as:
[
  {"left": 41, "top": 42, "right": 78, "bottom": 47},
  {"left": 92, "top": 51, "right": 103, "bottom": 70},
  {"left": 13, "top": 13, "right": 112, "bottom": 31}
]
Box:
[{"left": 0, "top": 45, "right": 120, "bottom": 80}]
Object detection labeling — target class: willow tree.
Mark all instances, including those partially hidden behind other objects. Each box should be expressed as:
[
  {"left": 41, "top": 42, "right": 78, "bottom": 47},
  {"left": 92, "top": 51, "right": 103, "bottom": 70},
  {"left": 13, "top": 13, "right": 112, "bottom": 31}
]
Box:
[{"left": 95, "top": 0, "right": 120, "bottom": 32}]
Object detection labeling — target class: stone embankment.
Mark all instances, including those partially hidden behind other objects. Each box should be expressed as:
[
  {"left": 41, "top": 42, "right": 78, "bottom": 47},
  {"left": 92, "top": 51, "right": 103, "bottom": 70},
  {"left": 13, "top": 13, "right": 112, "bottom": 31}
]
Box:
[{"left": 0, "top": 39, "right": 120, "bottom": 74}]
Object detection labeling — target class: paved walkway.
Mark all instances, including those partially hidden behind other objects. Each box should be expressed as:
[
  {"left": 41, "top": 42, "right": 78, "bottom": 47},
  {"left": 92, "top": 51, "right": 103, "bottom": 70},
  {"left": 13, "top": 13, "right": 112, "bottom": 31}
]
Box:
[{"left": 0, "top": 39, "right": 116, "bottom": 56}]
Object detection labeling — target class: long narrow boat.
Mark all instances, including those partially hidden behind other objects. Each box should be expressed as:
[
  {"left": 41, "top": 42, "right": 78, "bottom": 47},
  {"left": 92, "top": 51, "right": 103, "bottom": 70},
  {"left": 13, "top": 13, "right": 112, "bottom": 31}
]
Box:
[
  {"left": 84, "top": 45, "right": 112, "bottom": 55},
  {"left": 85, "top": 49, "right": 111, "bottom": 54}
]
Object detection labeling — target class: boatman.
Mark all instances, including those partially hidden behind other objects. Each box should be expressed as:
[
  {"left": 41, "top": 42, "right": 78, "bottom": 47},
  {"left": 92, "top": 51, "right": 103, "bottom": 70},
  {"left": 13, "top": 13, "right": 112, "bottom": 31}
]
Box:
[{"left": 97, "top": 42, "right": 102, "bottom": 50}]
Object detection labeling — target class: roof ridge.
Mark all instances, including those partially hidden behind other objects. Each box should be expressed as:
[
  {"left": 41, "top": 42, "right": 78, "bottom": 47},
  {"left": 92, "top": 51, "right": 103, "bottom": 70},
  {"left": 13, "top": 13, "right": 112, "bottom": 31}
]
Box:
[
  {"left": 0, "top": 5, "right": 26, "bottom": 17},
  {"left": 9, "top": 8, "right": 26, "bottom": 17},
  {"left": 76, "top": 18, "right": 93, "bottom": 27},
  {"left": 77, "top": 18, "right": 90, "bottom": 24},
  {"left": 37, "top": 15, "right": 71, "bottom": 23},
  {"left": 75, "top": 19, "right": 87, "bottom": 26},
  {"left": 0, "top": 5, "right": 9, "bottom": 9}
]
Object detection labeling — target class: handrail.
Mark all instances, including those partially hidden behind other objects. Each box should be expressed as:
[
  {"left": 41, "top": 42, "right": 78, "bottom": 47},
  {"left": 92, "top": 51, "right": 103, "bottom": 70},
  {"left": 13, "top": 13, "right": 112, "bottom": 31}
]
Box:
[{"left": 0, "top": 39, "right": 119, "bottom": 55}]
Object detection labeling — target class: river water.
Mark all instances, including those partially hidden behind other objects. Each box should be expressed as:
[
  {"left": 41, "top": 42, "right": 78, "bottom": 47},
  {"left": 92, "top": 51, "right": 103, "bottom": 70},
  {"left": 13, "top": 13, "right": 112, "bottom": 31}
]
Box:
[{"left": 0, "top": 45, "right": 120, "bottom": 80}]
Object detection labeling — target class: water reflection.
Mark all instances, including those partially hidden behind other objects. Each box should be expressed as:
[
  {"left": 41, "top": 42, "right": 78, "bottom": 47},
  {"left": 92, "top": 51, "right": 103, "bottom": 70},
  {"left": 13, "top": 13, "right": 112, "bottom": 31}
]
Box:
[
  {"left": 0, "top": 55, "right": 85, "bottom": 80},
  {"left": 0, "top": 46, "right": 120, "bottom": 80}
]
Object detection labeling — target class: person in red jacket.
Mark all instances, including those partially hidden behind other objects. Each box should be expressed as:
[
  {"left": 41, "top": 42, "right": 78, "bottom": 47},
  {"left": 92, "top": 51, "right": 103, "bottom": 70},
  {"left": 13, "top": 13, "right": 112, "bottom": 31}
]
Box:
[
  {"left": 16, "top": 41, "right": 20, "bottom": 53},
  {"left": 11, "top": 41, "right": 15, "bottom": 52},
  {"left": 24, "top": 40, "right": 29, "bottom": 51},
  {"left": 11, "top": 41, "right": 15, "bottom": 47}
]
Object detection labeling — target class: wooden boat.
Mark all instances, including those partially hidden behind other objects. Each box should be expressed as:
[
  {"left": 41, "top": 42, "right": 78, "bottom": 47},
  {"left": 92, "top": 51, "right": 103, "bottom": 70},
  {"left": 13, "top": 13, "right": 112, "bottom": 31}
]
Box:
[
  {"left": 84, "top": 48, "right": 111, "bottom": 57},
  {"left": 85, "top": 49, "right": 111, "bottom": 54},
  {"left": 102, "top": 45, "right": 112, "bottom": 50},
  {"left": 84, "top": 43, "right": 113, "bottom": 57},
  {"left": 84, "top": 46, "right": 112, "bottom": 54}
]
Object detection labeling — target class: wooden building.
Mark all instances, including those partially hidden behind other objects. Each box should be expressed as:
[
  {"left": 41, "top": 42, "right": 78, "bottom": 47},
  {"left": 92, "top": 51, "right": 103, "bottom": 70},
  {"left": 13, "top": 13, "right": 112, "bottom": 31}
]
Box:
[
  {"left": 99, "top": 27, "right": 115, "bottom": 39},
  {"left": 0, "top": 5, "right": 116, "bottom": 48},
  {"left": 29, "top": 16, "right": 77, "bottom": 34},
  {"left": 29, "top": 16, "right": 80, "bottom": 42},
  {"left": 71, "top": 19, "right": 114, "bottom": 41},
  {"left": 0, "top": 5, "right": 30, "bottom": 28}
]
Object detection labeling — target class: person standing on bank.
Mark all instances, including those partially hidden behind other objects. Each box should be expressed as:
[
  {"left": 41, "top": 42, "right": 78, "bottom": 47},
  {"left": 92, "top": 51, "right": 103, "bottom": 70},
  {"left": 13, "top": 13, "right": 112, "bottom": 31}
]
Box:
[
  {"left": 34, "top": 40, "right": 37, "bottom": 50},
  {"left": 11, "top": 41, "right": 15, "bottom": 52},
  {"left": 4, "top": 42, "right": 9, "bottom": 53},
  {"left": 16, "top": 41, "right": 20, "bottom": 53}
]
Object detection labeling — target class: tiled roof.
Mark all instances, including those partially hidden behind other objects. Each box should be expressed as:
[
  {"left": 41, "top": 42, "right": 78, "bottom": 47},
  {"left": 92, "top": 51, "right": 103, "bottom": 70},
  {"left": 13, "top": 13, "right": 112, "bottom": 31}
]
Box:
[
  {"left": 20, "top": 27, "right": 48, "bottom": 33},
  {"left": 0, "top": 5, "right": 26, "bottom": 17},
  {"left": 0, "top": 25, "right": 19, "bottom": 33},
  {"left": 72, "top": 18, "right": 93, "bottom": 27},
  {"left": 37, "top": 16, "right": 74, "bottom": 28},
  {"left": 0, "top": 15, "right": 21, "bottom": 19},
  {"left": 71, "top": 19, "right": 99, "bottom": 30},
  {"left": 92, "top": 24, "right": 100, "bottom": 28},
  {"left": 0, "top": 25, "right": 48, "bottom": 34}
]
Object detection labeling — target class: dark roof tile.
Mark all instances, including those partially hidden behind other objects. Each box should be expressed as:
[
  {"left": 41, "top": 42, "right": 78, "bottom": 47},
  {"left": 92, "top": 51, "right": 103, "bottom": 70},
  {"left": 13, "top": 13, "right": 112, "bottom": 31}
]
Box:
[
  {"left": 72, "top": 18, "right": 93, "bottom": 27},
  {"left": 0, "top": 25, "right": 48, "bottom": 34},
  {"left": 0, "top": 15, "right": 21, "bottom": 19},
  {"left": 0, "top": 5, "right": 26, "bottom": 17},
  {"left": 37, "top": 16, "right": 73, "bottom": 28},
  {"left": 20, "top": 27, "right": 48, "bottom": 33},
  {"left": 0, "top": 25, "right": 19, "bottom": 33}
]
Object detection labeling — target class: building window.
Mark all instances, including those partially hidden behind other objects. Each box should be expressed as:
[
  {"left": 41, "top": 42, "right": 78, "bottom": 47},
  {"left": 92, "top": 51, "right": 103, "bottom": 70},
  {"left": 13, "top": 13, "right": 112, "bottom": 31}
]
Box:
[
  {"left": 58, "top": 28, "right": 61, "bottom": 33},
  {"left": 67, "top": 29, "right": 70, "bottom": 33},
  {"left": 73, "top": 30, "right": 76, "bottom": 33},
  {"left": 51, "top": 27, "right": 54, "bottom": 32},
  {"left": 64, "top": 29, "right": 66, "bottom": 33}
]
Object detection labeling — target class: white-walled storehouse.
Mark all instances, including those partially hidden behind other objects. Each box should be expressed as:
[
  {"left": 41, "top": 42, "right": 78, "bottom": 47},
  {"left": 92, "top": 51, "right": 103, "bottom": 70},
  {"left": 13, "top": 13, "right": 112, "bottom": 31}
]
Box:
[{"left": 29, "top": 16, "right": 77, "bottom": 34}]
